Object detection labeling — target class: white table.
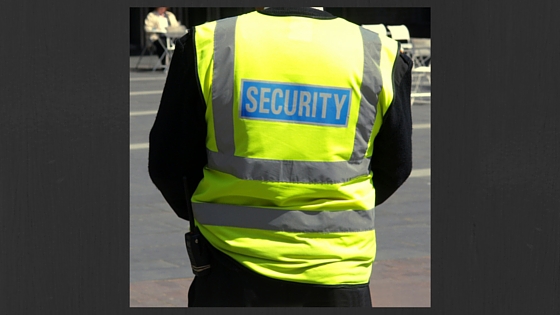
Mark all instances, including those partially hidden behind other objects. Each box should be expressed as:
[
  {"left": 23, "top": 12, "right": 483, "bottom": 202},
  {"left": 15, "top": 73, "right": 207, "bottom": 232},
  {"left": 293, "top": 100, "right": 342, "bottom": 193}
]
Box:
[{"left": 153, "top": 30, "right": 188, "bottom": 72}]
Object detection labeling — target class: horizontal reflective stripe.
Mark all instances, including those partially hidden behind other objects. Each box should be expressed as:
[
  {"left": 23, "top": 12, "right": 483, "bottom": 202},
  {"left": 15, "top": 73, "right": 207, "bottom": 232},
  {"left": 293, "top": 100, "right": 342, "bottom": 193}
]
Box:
[
  {"left": 192, "top": 202, "right": 375, "bottom": 233},
  {"left": 207, "top": 150, "right": 371, "bottom": 183}
]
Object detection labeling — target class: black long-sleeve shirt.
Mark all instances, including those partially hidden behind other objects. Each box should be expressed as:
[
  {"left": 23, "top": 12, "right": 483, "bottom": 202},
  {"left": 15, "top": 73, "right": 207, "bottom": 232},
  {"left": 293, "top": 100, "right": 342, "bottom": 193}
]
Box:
[{"left": 148, "top": 8, "right": 413, "bottom": 221}]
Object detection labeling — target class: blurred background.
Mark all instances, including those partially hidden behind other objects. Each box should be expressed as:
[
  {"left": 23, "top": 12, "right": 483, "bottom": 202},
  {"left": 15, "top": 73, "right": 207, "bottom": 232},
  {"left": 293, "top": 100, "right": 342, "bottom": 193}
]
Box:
[{"left": 130, "top": 7, "right": 430, "bottom": 55}]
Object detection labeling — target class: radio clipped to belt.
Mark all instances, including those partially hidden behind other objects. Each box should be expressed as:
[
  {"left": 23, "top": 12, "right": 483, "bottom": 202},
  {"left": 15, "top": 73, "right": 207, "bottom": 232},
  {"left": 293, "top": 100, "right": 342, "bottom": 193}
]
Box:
[{"left": 183, "top": 177, "right": 211, "bottom": 276}]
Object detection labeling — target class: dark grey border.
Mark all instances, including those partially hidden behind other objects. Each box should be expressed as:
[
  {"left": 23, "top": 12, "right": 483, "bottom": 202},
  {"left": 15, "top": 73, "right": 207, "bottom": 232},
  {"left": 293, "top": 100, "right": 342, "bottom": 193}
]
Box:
[
  {"left": 2, "top": 0, "right": 560, "bottom": 314},
  {"left": 431, "top": 1, "right": 560, "bottom": 314}
]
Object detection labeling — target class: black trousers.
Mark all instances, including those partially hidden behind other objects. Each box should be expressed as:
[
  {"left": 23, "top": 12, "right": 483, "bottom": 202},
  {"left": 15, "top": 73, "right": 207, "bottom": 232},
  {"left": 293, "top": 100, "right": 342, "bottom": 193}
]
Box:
[
  {"left": 188, "top": 243, "right": 372, "bottom": 307},
  {"left": 153, "top": 39, "right": 166, "bottom": 65}
]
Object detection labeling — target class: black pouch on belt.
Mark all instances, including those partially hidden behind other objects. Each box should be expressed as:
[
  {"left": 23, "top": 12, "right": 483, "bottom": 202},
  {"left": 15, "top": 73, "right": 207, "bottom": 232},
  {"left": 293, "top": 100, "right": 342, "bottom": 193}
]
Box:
[{"left": 183, "top": 177, "right": 211, "bottom": 276}]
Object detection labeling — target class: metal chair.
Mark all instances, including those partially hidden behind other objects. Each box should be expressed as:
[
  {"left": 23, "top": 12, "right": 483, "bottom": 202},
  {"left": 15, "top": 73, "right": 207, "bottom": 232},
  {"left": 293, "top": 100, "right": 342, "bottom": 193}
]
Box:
[
  {"left": 387, "top": 25, "right": 413, "bottom": 55},
  {"left": 134, "top": 31, "right": 166, "bottom": 71},
  {"left": 409, "top": 39, "right": 431, "bottom": 68},
  {"left": 411, "top": 63, "right": 431, "bottom": 105}
]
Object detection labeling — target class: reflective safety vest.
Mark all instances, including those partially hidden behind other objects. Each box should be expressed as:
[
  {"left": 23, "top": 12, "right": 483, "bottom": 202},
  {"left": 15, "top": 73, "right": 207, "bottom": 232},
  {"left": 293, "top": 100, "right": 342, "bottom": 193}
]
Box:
[{"left": 192, "top": 11, "right": 400, "bottom": 285}]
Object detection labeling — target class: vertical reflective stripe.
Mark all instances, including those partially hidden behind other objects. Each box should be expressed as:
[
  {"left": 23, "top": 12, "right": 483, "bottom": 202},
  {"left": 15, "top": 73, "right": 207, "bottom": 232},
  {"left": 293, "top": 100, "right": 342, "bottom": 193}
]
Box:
[
  {"left": 352, "top": 28, "right": 383, "bottom": 162},
  {"left": 212, "top": 17, "right": 238, "bottom": 154},
  {"left": 377, "top": 35, "right": 399, "bottom": 116}
]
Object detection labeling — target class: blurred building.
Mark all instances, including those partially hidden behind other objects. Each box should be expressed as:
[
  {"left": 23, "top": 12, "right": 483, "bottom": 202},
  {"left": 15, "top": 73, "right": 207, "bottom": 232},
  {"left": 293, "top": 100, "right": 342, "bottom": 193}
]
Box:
[{"left": 130, "top": 7, "right": 430, "bottom": 55}]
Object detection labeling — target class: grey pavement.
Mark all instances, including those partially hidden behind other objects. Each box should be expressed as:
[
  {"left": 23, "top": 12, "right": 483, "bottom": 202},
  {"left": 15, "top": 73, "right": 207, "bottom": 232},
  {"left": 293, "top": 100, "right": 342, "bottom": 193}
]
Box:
[{"left": 129, "top": 55, "right": 431, "bottom": 307}]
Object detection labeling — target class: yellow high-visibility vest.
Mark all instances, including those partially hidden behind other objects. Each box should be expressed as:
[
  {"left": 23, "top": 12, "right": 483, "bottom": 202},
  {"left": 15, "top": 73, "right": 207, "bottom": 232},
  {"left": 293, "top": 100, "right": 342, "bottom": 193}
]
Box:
[{"left": 192, "top": 11, "right": 400, "bottom": 285}]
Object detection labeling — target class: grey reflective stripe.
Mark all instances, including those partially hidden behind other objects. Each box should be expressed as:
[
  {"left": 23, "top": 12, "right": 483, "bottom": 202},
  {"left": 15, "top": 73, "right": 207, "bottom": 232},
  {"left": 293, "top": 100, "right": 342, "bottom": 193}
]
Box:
[
  {"left": 193, "top": 202, "right": 375, "bottom": 232},
  {"left": 351, "top": 28, "right": 383, "bottom": 161},
  {"left": 207, "top": 150, "right": 370, "bottom": 183},
  {"left": 212, "top": 17, "right": 238, "bottom": 154}
]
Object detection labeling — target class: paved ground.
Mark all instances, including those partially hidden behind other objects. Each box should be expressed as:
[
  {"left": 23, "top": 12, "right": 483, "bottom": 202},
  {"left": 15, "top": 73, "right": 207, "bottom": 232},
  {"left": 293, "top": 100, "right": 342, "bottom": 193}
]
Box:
[{"left": 129, "top": 55, "right": 431, "bottom": 307}]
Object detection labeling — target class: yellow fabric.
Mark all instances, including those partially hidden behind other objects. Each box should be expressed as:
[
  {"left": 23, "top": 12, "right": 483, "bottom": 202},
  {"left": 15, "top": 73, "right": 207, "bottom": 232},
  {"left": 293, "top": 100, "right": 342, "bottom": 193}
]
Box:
[
  {"left": 233, "top": 15, "right": 363, "bottom": 161},
  {"left": 194, "top": 168, "right": 376, "bottom": 211},
  {"left": 197, "top": 221, "right": 377, "bottom": 285},
  {"left": 193, "top": 11, "right": 399, "bottom": 285}
]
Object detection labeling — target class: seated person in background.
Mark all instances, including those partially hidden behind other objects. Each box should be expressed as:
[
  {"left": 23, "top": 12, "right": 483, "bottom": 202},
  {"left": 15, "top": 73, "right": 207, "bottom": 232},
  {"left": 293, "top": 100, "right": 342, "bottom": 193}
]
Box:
[{"left": 144, "top": 7, "right": 180, "bottom": 66}]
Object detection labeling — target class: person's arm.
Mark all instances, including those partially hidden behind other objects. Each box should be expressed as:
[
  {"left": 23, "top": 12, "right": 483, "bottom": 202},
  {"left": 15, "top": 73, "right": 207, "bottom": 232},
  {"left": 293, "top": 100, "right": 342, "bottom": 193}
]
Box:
[
  {"left": 371, "top": 52, "right": 413, "bottom": 206},
  {"left": 167, "top": 12, "right": 180, "bottom": 26},
  {"left": 148, "top": 30, "right": 208, "bottom": 220}
]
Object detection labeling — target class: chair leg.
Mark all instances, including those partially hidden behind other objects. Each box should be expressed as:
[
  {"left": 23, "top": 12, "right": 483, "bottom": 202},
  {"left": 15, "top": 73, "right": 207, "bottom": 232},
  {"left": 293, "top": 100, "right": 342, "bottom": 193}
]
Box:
[
  {"left": 135, "top": 46, "right": 149, "bottom": 69},
  {"left": 411, "top": 72, "right": 430, "bottom": 106},
  {"left": 135, "top": 43, "right": 158, "bottom": 70},
  {"left": 152, "top": 54, "right": 166, "bottom": 72}
]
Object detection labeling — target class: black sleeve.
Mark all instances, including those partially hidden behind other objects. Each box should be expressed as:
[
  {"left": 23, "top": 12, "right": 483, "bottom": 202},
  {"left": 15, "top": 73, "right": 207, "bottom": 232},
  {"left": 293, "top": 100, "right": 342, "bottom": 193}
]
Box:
[
  {"left": 148, "top": 30, "right": 208, "bottom": 221},
  {"left": 371, "top": 52, "right": 414, "bottom": 206}
]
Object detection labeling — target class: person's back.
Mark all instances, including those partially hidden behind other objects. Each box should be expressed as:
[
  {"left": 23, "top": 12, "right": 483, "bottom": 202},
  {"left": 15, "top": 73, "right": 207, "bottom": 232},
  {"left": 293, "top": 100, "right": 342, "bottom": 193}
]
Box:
[{"left": 149, "top": 7, "right": 413, "bottom": 307}]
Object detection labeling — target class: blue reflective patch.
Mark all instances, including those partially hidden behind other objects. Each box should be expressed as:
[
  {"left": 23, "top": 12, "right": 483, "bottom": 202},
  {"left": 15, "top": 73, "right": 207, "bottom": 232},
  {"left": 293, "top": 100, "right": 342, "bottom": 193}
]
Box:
[{"left": 240, "top": 80, "right": 352, "bottom": 127}]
